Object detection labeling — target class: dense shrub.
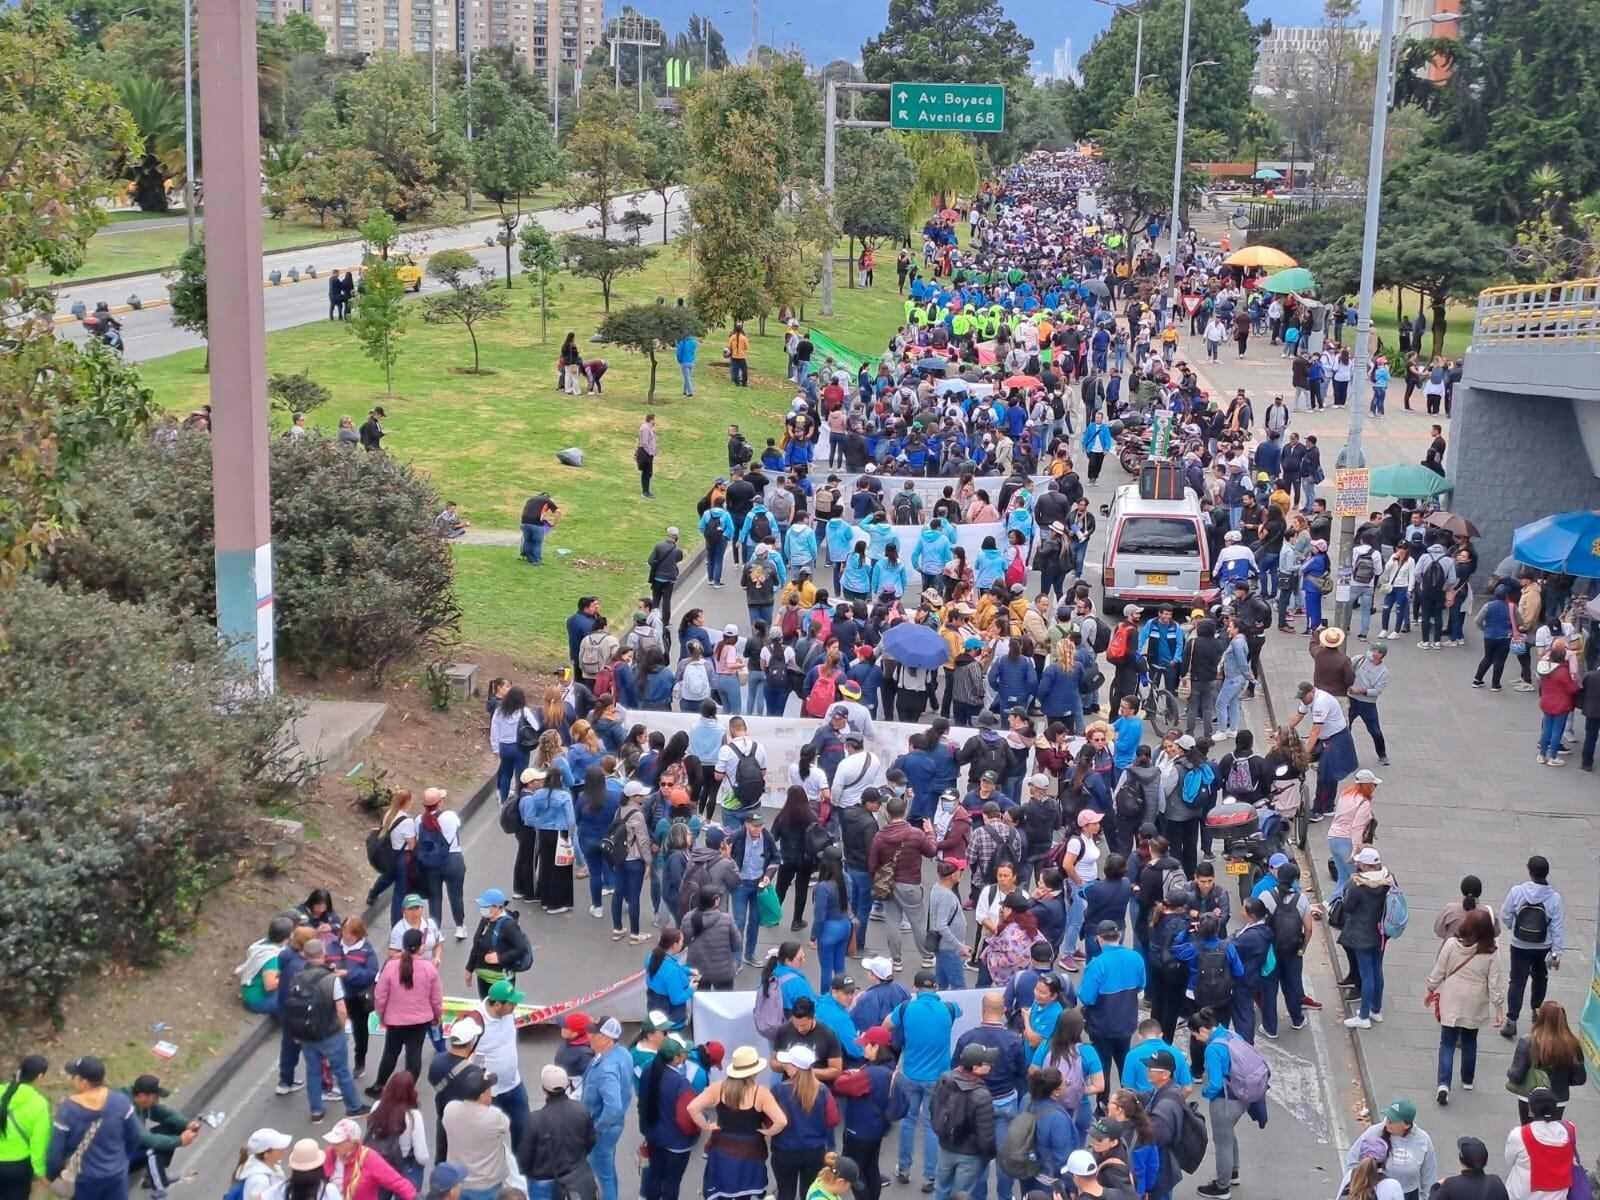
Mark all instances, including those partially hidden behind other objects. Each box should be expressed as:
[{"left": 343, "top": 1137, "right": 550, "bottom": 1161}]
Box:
[
  {"left": 0, "top": 578, "right": 310, "bottom": 1022},
  {"left": 42, "top": 431, "right": 461, "bottom": 677},
  {"left": 267, "top": 370, "right": 333, "bottom": 416}
]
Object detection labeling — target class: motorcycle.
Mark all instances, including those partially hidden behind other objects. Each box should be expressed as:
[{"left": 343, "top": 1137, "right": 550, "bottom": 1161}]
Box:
[
  {"left": 1114, "top": 421, "right": 1152, "bottom": 475},
  {"left": 1206, "top": 797, "right": 1290, "bottom": 904},
  {"left": 83, "top": 310, "right": 124, "bottom": 352}
]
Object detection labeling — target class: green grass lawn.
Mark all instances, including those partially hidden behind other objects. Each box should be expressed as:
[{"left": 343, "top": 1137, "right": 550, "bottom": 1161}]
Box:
[
  {"left": 33, "top": 191, "right": 564, "bottom": 287},
  {"left": 1367, "top": 297, "right": 1474, "bottom": 361},
  {"left": 138, "top": 243, "right": 906, "bottom": 665}
]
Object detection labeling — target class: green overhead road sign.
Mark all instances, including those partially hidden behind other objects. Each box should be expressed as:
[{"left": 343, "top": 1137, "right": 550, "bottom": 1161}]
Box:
[{"left": 890, "top": 82, "right": 1006, "bottom": 132}]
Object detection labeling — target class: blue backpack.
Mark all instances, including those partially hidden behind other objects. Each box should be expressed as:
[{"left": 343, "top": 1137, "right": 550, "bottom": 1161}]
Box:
[
  {"left": 1381, "top": 879, "right": 1410, "bottom": 940},
  {"left": 1180, "top": 762, "right": 1215, "bottom": 810},
  {"left": 415, "top": 809, "right": 451, "bottom": 872}
]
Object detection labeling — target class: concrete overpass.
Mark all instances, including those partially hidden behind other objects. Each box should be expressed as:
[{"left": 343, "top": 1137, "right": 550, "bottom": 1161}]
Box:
[{"left": 1449, "top": 279, "right": 1600, "bottom": 564}]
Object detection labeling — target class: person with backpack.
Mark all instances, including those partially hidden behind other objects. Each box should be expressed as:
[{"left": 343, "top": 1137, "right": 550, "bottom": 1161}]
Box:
[
  {"left": 1497, "top": 856, "right": 1566, "bottom": 1041},
  {"left": 1188, "top": 1008, "right": 1269, "bottom": 1200},
  {"left": 604, "top": 781, "right": 653, "bottom": 945},
  {"left": 463, "top": 888, "right": 532, "bottom": 1001},
  {"left": 1140, "top": 1050, "right": 1197, "bottom": 1200},
  {"left": 727, "top": 810, "right": 780, "bottom": 968},
  {"left": 520, "top": 768, "right": 577, "bottom": 917},
  {"left": 46, "top": 1057, "right": 144, "bottom": 1200},
  {"left": 1258, "top": 863, "right": 1314, "bottom": 1035},
  {"left": 367, "top": 789, "right": 419, "bottom": 925},
  {"left": 1019, "top": 1066, "right": 1081, "bottom": 1193},
  {"left": 370, "top": 928, "right": 444, "bottom": 1097},
  {"left": 714, "top": 717, "right": 770, "bottom": 827},
  {"left": 1170, "top": 916, "right": 1243, "bottom": 1075},
  {"left": 928, "top": 1044, "right": 998, "bottom": 1200},
  {"left": 227, "top": 1127, "right": 293, "bottom": 1200},
  {"left": 1338, "top": 847, "right": 1394, "bottom": 1031},
  {"left": 1105, "top": 606, "right": 1145, "bottom": 716},
  {"left": 411, "top": 790, "right": 468, "bottom": 940},
  {"left": 1226, "top": 899, "right": 1274, "bottom": 1044},
  {"left": 284, "top": 939, "right": 369, "bottom": 1123}
]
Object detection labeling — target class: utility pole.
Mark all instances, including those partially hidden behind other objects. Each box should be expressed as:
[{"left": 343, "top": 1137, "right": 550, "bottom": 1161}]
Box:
[
  {"left": 182, "top": 0, "right": 195, "bottom": 244},
  {"left": 819, "top": 80, "right": 893, "bottom": 317},
  {"left": 464, "top": 35, "right": 474, "bottom": 212},
  {"left": 750, "top": 0, "right": 758, "bottom": 65},
  {"left": 198, "top": 0, "right": 274, "bottom": 690},
  {"left": 1166, "top": 0, "right": 1193, "bottom": 292},
  {"left": 1132, "top": 12, "right": 1144, "bottom": 96}
]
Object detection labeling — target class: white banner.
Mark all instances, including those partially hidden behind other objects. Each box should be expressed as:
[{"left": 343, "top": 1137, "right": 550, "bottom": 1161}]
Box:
[
  {"left": 690, "top": 985, "right": 995, "bottom": 1055},
  {"left": 638, "top": 711, "right": 984, "bottom": 806},
  {"left": 881, "top": 520, "right": 1007, "bottom": 562}
]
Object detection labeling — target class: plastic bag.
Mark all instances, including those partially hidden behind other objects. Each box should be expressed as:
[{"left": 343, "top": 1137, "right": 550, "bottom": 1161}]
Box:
[{"left": 756, "top": 882, "right": 782, "bottom": 927}]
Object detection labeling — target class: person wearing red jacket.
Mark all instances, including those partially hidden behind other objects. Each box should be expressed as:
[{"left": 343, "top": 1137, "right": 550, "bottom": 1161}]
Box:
[
  {"left": 1535, "top": 644, "right": 1581, "bottom": 765},
  {"left": 321, "top": 1119, "right": 417, "bottom": 1200}
]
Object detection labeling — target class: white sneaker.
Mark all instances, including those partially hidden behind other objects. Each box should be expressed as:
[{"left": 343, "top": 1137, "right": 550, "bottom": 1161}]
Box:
[
  {"left": 1344, "top": 1016, "right": 1372, "bottom": 1029},
  {"left": 1537, "top": 754, "right": 1548, "bottom": 765},
  {"left": 589, "top": 905, "right": 604, "bottom": 918},
  {"left": 454, "top": 926, "right": 467, "bottom": 940},
  {"left": 1371, "top": 1012, "right": 1384, "bottom": 1022},
  {"left": 1417, "top": 641, "right": 1432, "bottom": 650}
]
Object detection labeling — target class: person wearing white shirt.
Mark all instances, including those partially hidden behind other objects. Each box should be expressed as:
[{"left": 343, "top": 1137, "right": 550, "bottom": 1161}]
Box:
[
  {"left": 419, "top": 788, "right": 469, "bottom": 939},
  {"left": 713, "top": 722, "right": 769, "bottom": 819},
  {"left": 473, "top": 981, "right": 530, "bottom": 1148},
  {"left": 364, "top": 1098, "right": 431, "bottom": 1190},
  {"left": 788, "top": 748, "right": 832, "bottom": 813},
  {"left": 831, "top": 733, "right": 884, "bottom": 810}
]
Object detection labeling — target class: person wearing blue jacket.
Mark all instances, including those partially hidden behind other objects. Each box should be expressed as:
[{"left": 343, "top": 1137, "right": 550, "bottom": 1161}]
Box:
[
  {"left": 645, "top": 932, "right": 696, "bottom": 1029},
  {"left": 840, "top": 543, "right": 875, "bottom": 601},
  {"left": 1171, "top": 916, "right": 1245, "bottom": 1074},
  {"left": 911, "top": 526, "right": 956, "bottom": 589},
  {"left": 674, "top": 333, "right": 697, "bottom": 396},
  {"left": 1025, "top": 1068, "right": 1080, "bottom": 1188},
  {"left": 816, "top": 977, "right": 865, "bottom": 1064},
  {"left": 852, "top": 962, "right": 911, "bottom": 1033},
  {"left": 576, "top": 768, "right": 622, "bottom": 916},
  {"left": 637, "top": 1040, "right": 698, "bottom": 1200},
  {"left": 835, "top": 1031, "right": 899, "bottom": 1200},
  {"left": 771, "top": 1047, "right": 842, "bottom": 1200},
  {"left": 1139, "top": 610, "right": 1187, "bottom": 694},
  {"left": 1077, "top": 922, "right": 1147, "bottom": 1091},
  {"left": 987, "top": 643, "right": 1038, "bottom": 713},
  {"left": 699, "top": 504, "right": 736, "bottom": 588},
  {"left": 1035, "top": 649, "right": 1084, "bottom": 730},
  {"left": 825, "top": 518, "right": 857, "bottom": 588},
  {"left": 739, "top": 505, "right": 776, "bottom": 555},
  {"left": 1189, "top": 1008, "right": 1255, "bottom": 1198},
  {"left": 846, "top": 652, "right": 884, "bottom": 717},
  {"left": 1081, "top": 419, "right": 1114, "bottom": 484},
  {"left": 861, "top": 515, "right": 900, "bottom": 562},
  {"left": 47, "top": 1057, "right": 144, "bottom": 1200},
  {"left": 785, "top": 522, "right": 819, "bottom": 572},
  {"left": 974, "top": 539, "right": 1008, "bottom": 591},
  {"left": 584, "top": 1018, "right": 637, "bottom": 1200},
  {"left": 871, "top": 548, "right": 910, "bottom": 599}
]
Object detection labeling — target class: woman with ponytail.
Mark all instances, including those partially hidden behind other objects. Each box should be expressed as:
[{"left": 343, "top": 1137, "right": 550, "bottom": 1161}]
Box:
[
  {"left": 369, "top": 928, "right": 442, "bottom": 1095},
  {"left": 645, "top": 929, "right": 695, "bottom": 1029},
  {"left": 231, "top": 1129, "right": 291, "bottom": 1200}
]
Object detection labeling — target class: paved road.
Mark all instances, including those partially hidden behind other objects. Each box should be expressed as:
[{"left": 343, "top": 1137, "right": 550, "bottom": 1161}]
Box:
[{"left": 57, "top": 188, "right": 687, "bottom": 363}]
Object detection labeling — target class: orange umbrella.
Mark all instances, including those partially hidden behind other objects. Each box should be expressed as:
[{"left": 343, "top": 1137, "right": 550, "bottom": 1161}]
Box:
[
  {"left": 1224, "top": 245, "right": 1297, "bottom": 269},
  {"left": 1003, "top": 375, "right": 1041, "bottom": 390}
]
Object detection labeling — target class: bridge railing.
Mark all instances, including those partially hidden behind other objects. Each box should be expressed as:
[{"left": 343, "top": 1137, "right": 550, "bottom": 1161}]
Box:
[{"left": 1472, "top": 278, "right": 1600, "bottom": 353}]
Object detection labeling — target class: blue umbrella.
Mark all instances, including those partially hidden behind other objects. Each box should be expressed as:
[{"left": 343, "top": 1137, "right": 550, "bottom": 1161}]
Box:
[
  {"left": 935, "top": 378, "right": 970, "bottom": 395},
  {"left": 1512, "top": 510, "right": 1600, "bottom": 576},
  {"left": 914, "top": 357, "right": 949, "bottom": 375},
  {"left": 880, "top": 622, "right": 951, "bottom": 670}
]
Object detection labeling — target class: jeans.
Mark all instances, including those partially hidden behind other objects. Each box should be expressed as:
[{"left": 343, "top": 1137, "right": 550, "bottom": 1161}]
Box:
[
  {"left": 1060, "top": 889, "right": 1087, "bottom": 960},
  {"left": 1209, "top": 1095, "right": 1248, "bottom": 1185},
  {"left": 713, "top": 672, "right": 743, "bottom": 716},
  {"left": 933, "top": 1152, "right": 987, "bottom": 1200},
  {"left": 525, "top": 1182, "right": 558, "bottom": 1200},
  {"left": 521, "top": 522, "right": 546, "bottom": 564},
  {"left": 747, "top": 603, "right": 774, "bottom": 629},
  {"left": 764, "top": 681, "right": 790, "bottom": 717},
  {"left": 935, "top": 946, "right": 966, "bottom": 989},
  {"left": 493, "top": 1082, "right": 531, "bottom": 1149},
  {"left": 1382, "top": 586, "right": 1410, "bottom": 633},
  {"left": 732, "top": 879, "right": 762, "bottom": 960},
  {"left": 611, "top": 858, "right": 646, "bottom": 934},
  {"left": 1259, "top": 552, "right": 1280, "bottom": 600},
  {"left": 1328, "top": 836, "right": 1354, "bottom": 897},
  {"left": 581, "top": 837, "right": 612, "bottom": 908},
  {"left": 1353, "top": 945, "right": 1385, "bottom": 1018},
  {"left": 1260, "top": 953, "right": 1303, "bottom": 1029},
  {"left": 706, "top": 539, "right": 726, "bottom": 585},
  {"left": 730, "top": 357, "right": 748, "bottom": 386},
  {"left": 1438, "top": 1025, "right": 1478, "bottom": 1089},
  {"left": 498, "top": 741, "right": 529, "bottom": 801},
  {"left": 1186, "top": 678, "right": 1218, "bottom": 737},
  {"left": 883, "top": 882, "right": 928, "bottom": 964},
  {"left": 1301, "top": 477, "right": 1318, "bottom": 513},
  {"left": 897, "top": 1076, "right": 939, "bottom": 1183},
  {"left": 1539, "top": 712, "right": 1568, "bottom": 759},
  {"left": 1475, "top": 638, "right": 1510, "bottom": 687},
  {"left": 847, "top": 868, "right": 873, "bottom": 951},
  {"left": 1507, "top": 944, "right": 1550, "bottom": 1022},
  {"left": 1215, "top": 674, "right": 1246, "bottom": 732},
  {"left": 974, "top": 1093, "right": 1019, "bottom": 1200},
  {"left": 1419, "top": 593, "right": 1445, "bottom": 643},
  {"left": 1369, "top": 384, "right": 1387, "bottom": 415},
  {"left": 589, "top": 1124, "right": 622, "bottom": 1200},
  {"left": 1584, "top": 715, "right": 1600, "bottom": 769},
  {"left": 302, "top": 1030, "right": 362, "bottom": 1115},
  {"left": 680, "top": 362, "right": 694, "bottom": 395},
  {"left": 425, "top": 852, "right": 467, "bottom": 927},
  {"left": 642, "top": 1146, "right": 691, "bottom": 1200},
  {"left": 818, "top": 917, "right": 853, "bottom": 990},
  {"left": 1348, "top": 698, "right": 1387, "bottom": 759},
  {"left": 1090, "top": 1036, "right": 1131, "bottom": 1092},
  {"left": 1352, "top": 586, "right": 1375, "bottom": 638}
]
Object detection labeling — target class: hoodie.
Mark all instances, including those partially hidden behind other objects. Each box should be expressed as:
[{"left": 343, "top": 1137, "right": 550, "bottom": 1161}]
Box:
[
  {"left": 913, "top": 527, "right": 956, "bottom": 575},
  {"left": 1344, "top": 1122, "right": 1439, "bottom": 1198},
  {"left": 825, "top": 516, "right": 857, "bottom": 562},
  {"left": 862, "top": 517, "right": 900, "bottom": 561},
  {"left": 974, "top": 547, "right": 1008, "bottom": 590},
  {"left": 1536, "top": 656, "right": 1580, "bottom": 716},
  {"left": 1416, "top": 543, "right": 1456, "bottom": 595},
  {"left": 1335, "top": 869, "right": 1393, "bottom": 952},
  {"left": 783, "top": 522, "right": 818, "bottom": 567},
  {"left": 47, "top": 1090, "right": 142, "bottom": 1184}
]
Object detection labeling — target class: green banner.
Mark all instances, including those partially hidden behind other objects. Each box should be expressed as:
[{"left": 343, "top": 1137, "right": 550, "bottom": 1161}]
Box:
[{"left": 807, "top": 329, "right": 877, "bottom": 377}]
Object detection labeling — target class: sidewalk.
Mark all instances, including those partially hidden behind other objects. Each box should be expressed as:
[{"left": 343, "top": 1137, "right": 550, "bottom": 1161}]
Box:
[{"left": 1255, "top": 601, "right": 1598, "bottom": 1154}]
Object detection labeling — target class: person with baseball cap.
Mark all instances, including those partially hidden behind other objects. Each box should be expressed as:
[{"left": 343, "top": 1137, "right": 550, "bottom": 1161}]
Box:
[
  {"left": 1343, "top": 1099, "right": 1438, "bottom": 1200},
  {"left": 516, "top": 1063, "right": 595, "bottom": 1200},
  {"left": 1140, "top": 1049, "right": 1188, "bottom": 1200},
  {"left": 1430, "top": 1137, "right": 1505, "bottom": 1200},
  {"left": 851, "top": 958, "right": 911, "bottom": 1034},
  {"left": 120, "top": 1075, "right": 198, "bottom": 1194},
  {"left": 886, "top": 972, "right": 962, "bottom": 1190},
  {"left": 928, "top": 1044, "right": 997, "bottom": 1200},
  {"left": 229, "top": 1129, "right": 292, "bottom": 1200},
  {"left": 46, "top": 1058, "right": 142, "bottom": 1200},
  {"left": 636, "top": 1040, "right": 697, "bottom": 1200},
  {"left": 0, "top": 1056, "right": 50, "bottom": 1200},
  {"left": 581, "top": 1017, "right": 635, "bottom": 1200},
  {"left": 323, "top": 1117, "right": 418, "bottom": 1200}
]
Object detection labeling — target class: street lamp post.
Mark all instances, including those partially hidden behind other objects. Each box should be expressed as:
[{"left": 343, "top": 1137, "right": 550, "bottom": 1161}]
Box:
[
  {"left": 1166, "top": 0, "right": 1217, "bottom": 293},
  {"left": 1386, "top": 13, "right": 1456, "bottom": 109},
  {"left": 1094, "top": 0, "right": 1147, "bottom": 97},
  {"left": 182, "top": 0, "right": 195, "bottom": 244}
]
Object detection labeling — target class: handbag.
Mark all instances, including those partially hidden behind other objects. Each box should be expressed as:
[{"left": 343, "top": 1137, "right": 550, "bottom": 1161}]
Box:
[
  {"left": 50, "top": 1117, "right": 103, "bottom": 1198},
  {"left": 1569, "top": 1127, "right": 1594, "bottom": 1200},
  {"left": 1505, "top": 1061, "right": 1550, "bottom": 1098},
  {"left": 516, "top": 710, "right": 540, "bottom": 751},
  {"left": 1424, "top": 949, "right": 1476, "bottom": 1022},
  {"left": 554, "top": 832, "right": 575, "bottom": 867},
  {"left": 756, "top": 882, "right": 782, "bottom": 927}
]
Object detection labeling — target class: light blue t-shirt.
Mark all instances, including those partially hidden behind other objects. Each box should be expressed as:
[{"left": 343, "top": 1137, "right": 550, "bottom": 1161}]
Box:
[{"left": 1112, "top": 715, "right": 1144, "bottom": 770}]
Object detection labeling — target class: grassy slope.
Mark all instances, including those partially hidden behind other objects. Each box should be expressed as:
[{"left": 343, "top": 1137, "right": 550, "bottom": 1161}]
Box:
[
  {"left": 31, "top": 191, "right": 562, "bottom": 286},
  {"left": 138, "top": 245, "right": 909, "bottom": 665}
]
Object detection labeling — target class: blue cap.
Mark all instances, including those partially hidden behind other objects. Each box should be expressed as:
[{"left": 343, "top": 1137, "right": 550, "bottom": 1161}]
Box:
[
  {"left": 474, "top": 887, "right": 508, "bottom": 907},
  {"left": 429, "top": 1163, "right": 468, "bottom": 1194},
  {"left": 1267, "top": 853, "right": 1290, "bottom": 870}
]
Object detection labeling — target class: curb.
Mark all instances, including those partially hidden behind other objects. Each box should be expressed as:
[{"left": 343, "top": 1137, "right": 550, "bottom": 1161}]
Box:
[
  {"left": 173, "top": 770, "right": 498, "bottom": 1116},
  {"left": 1257, "top": 671, "right": 1379, "bottom": 1125}
]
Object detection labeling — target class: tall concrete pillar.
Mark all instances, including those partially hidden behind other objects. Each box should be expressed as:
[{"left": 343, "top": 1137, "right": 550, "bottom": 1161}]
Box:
[{"left": 198, "top": 0, "right": 275, "bottom": 691}]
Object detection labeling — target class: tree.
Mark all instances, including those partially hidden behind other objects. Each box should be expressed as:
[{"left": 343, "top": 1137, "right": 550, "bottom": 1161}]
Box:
[
  {"left": 620, "top": 209, "right": 653, "bottom": 244},
  {"left": 638, "top": 113, "right": 689, "bottom": 244},
  {"left": 836, "top": 131, "right": 918, "bottom": 283},
  {"left": 421, "top": 250, "right": 509, "bottom": 372},
  {"left": 1092, "top": 91, "right": 1224, "bottom": 260},
  {"left": 1265, "top": 0, "right": 1374, "bottom": 189},
  {"left": 166, "top": 241, "right": 208, "bottom": 350},
  {"left": 518, "top": 222, "right": 561, "bottom": 344},
  {"left": 684, "top": 67, "right": 799, "bottom": 327},
  {"left": 266, "top": 370, "right": 332, "bottom": 417},
  {"left": 598, "top": 305, "right": 705, "bottom": 404},
  {"left": 469, "top": 65, "right": 562, "bottom": 286},
  {"left": 891, "top": 131, "right": 981, "bottom": 229},
  {"left": 359, "top": 211, "right": 400, "bottom": 260},
  {"left": 561, "top": 75, "right": 645, "bottom": 242},
  {"left": 350, "top": 260, "right": 408, "bottom": 397},
  {"left": 117, "top": 77, "right": 184, "bottom": 212},
  {"left": 559, "top": 234, "right": 654, "bottom": 312},
  {"left": 1074, "top": 0, "right": 1264, "bottom": 149},
  {"left": 860, "top": 0, "right": 1033, "bottom": 127},
  {"left": 1310, "top": 150, "right": 1503, "bottom": 356}
]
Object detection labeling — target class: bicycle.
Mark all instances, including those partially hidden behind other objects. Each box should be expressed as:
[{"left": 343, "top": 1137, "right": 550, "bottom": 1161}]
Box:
[{"left": 1137, "top": 672, "right": 1182, "bottom": 735}]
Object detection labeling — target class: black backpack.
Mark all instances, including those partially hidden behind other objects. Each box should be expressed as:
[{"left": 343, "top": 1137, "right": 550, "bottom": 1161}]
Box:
[
  {"left": 365, "top": 826, "right": 398, "bottom": 876},
  {"left": 1175, "top": 1097, "right": 1210, "bottom": 1174},
  {"left": 1351, "top": 550, "right": 1377, "bottom": 585},
  {"left": 1269, "top": 889, "right": 1304, "bottom": 957},
  {"left": 600, "top": 813, "right": 631, "bottom": 869},
  {"left": 987, "top": 826, "right": 1020, "bottom": 884},
  {"left": 802, "top": 821, "right": 836, "bottom": 867},
  {"left": 494, "top": 912, "right": 535, "bottom": 973},
  {"left": 677, "top": 859, "right": 712, "bottom": 919},
  {"left": 731, "top": 743, "right": 766, "bottom": 804},
  {"left": 931, "top": 1075, "right": 968, "bottom": 1145},
  {"left": 283, "top": 965, "right": 342, "bottom": 1042},
  {"left": 1418, "top": 555, "right": 1447, "bottom": 594},
  {"left": 894, "top": 491, "right": 918, "bottom": 524},
  {"left": 1088, "top": 618, "right": 1111, "bottom": 655},
  {"left": 750, "top": 513, "right": 773, "bottom": 543},
  {"left": 1512, "top": 900, "right": 1550, "bottom": 944},
  {"left": 1193, "top": 946, "right": 1234, "bottom": 1011},
  {"left": 1115, "top": 779, "right": 1144, "bottom": 823},
  {"left": 499, "top": 794, "right": 521, "bottom": 834}
]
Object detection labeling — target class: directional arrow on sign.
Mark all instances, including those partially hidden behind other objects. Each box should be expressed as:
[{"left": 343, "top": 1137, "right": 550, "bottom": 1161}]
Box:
[
  {"left": 897, "top": 90, "right": 908, "bottom": 101},
  {"left": 898, "top": 111, "right": 909, "bottom": 120}
]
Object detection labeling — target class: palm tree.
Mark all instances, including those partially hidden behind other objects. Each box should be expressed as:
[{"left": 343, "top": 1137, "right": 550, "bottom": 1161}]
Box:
[{"left": 118, "top": 77, "right": 185, "bottom": 212}]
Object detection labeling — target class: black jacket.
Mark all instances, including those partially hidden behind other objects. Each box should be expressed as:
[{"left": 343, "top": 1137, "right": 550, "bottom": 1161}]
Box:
[
  {"left": 647, "top": 539, "right": 684, "bottom": 584},
  {"left": 517, "top": 1092, "right": 598, "bottom": 1185},
  {"left": 840, "top": 805, "right": 881, "bottom": 873},
  {"left": 1430, "top": 1171, "right": 1511, "bottom": 1200},
  {"left": 929, "top": 1070, "right": 995, "bottom": 1158},
  {"left": 1183, "top": 633, "right": 1225, "bottom": 683},
  {"left": 1336, "top": 871, "right": 1391, "bottom": 952},
  {"left": 1580, "top": 669, "right": 1600, "bottom": 719}
]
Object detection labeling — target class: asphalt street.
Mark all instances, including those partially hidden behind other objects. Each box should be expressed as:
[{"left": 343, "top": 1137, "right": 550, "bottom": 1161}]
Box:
[
  {"left": 173, "top": 403, "right": 1360, "bottom": 1200},
  {"left": 55, "top": 188, "right": 687, "bottom": 363}
]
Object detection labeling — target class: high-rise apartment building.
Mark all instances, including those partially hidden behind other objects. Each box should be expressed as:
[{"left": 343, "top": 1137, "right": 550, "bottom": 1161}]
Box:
[
  {"left": 261, "top": 0, "right": 600, "bottom": 96},
  {"left": 1251, "top": 24, "right": 1379, "bottom": 94}
]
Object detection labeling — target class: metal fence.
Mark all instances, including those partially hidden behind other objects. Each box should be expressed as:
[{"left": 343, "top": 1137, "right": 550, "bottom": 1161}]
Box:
[
  {"left": 1241, "top": 194, "right": 1354, "bottom": 235},
  {"left": 1472, "top": 279, "right": 1600, "bottom": 353}
]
